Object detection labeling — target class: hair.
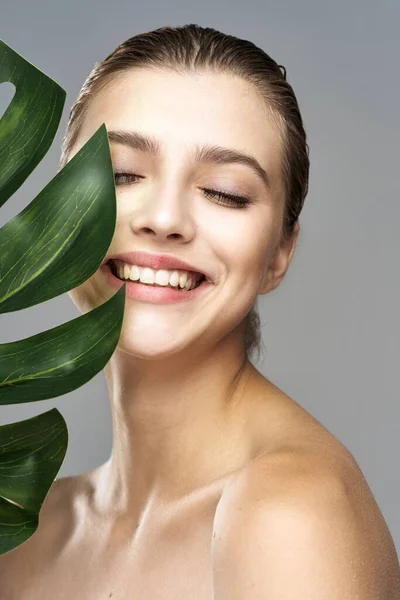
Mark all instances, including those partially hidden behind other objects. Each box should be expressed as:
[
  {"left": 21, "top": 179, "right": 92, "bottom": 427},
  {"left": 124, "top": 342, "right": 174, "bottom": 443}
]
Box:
[{"left": 59, "top": 24, "right": 310, "bottom": 365}]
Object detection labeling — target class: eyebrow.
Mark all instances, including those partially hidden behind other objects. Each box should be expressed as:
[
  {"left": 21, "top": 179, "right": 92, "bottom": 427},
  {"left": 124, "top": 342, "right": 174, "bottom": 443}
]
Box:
[{"left": 107, "top": 129, "right": 271, "bottom": 193}]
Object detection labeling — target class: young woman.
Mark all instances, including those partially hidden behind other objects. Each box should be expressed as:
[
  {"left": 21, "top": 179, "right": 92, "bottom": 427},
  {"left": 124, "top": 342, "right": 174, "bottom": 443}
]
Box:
[{"left": 2, "top": 24, "right": 399, "bottom": 599}]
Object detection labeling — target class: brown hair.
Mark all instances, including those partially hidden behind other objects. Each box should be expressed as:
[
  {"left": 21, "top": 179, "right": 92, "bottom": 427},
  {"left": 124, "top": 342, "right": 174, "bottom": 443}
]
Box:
[{"left": 59, "top": 24, "right": 310, "bottom": 365}]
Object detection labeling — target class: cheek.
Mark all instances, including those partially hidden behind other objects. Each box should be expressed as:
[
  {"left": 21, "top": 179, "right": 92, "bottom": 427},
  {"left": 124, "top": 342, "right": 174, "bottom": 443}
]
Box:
[{"left": 207, "top": 209, "right": 272, "bottom": 278}]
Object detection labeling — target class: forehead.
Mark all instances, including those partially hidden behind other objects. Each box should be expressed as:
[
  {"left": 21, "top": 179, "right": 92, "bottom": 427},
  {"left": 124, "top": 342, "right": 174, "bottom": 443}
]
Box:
[{"left": 73, "top": 69, "right": 283, "bottom": 191}]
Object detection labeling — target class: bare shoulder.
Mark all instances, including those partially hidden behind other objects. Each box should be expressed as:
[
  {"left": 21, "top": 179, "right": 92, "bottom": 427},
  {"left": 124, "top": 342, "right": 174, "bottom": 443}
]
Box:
[{"left": 213, "top": 377, "right": 400, "bottom": 598}]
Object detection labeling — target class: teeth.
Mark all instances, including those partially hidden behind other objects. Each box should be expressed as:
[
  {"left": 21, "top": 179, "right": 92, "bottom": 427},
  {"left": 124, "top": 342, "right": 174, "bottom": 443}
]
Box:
[
  {"left": 168, "top": 271, "right": 180, "bottom": 287},
  {"left": 179, "top": 272, "right": 188, "bottom": 288},
  {"left": 114, "top": 263, "right": 200, "bottom": 290},
  {"left": 129, "top": 265, "right": 141, "bottom": 281},
  {"left": 140, "top": 267, "right": 156, "bottom": 285},
  {"left": 155, "top": 270, "right": 170, "bottom": 286}
]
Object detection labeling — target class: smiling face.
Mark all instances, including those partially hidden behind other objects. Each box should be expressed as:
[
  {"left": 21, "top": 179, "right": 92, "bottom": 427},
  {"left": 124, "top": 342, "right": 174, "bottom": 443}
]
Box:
[{"left": 65, "top": 67, "right": 298, "bottom": 359}]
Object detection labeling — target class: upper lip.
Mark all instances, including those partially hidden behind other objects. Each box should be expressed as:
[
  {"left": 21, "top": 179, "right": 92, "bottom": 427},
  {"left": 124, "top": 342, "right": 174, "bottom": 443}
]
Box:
[{"left": 104, "top": 251, "right": 212, "bottom": 283}]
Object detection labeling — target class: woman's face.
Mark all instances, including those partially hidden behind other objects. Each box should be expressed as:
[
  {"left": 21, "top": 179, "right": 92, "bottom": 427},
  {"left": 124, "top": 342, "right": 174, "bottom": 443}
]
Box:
[{"left": 66, "top": 68, "right": 294, "bottom": 359}]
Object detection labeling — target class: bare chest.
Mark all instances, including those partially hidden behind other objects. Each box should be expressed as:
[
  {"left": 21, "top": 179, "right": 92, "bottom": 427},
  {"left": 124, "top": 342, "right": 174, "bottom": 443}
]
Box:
[{"left": 2, "top": 495, "right": 219, "bottom": 600}]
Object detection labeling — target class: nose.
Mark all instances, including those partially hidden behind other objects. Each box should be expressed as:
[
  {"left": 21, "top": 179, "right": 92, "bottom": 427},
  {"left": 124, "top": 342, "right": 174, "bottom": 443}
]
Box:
[{"left": 129, "top": 183, "right": 196, "bottom": 243}]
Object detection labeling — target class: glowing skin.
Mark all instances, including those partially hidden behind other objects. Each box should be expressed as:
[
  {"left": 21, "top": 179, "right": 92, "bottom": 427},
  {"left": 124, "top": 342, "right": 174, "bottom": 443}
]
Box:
[{"left": 65, "top": 68, "right": 299, "bottom": 529}]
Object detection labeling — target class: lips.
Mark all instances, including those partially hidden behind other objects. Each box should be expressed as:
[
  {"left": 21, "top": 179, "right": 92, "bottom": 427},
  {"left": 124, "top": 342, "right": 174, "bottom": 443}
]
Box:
[{"left": 103, "top": 250, "right": 212, "bottom": 283}]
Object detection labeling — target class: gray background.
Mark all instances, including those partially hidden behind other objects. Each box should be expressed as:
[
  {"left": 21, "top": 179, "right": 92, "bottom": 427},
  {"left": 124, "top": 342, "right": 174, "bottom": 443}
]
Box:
[{"left": 1, "top": 0, "right": 399, "bottom": 555}]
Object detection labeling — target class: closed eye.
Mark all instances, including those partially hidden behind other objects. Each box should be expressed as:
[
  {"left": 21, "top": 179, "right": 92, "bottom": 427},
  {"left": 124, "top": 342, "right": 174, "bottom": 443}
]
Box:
[
  {"left": 114, "top": 172, "right": 142, "bottom": 185},
  {"left": 113, "top": 172, "right": 251, "bottom": 209}
]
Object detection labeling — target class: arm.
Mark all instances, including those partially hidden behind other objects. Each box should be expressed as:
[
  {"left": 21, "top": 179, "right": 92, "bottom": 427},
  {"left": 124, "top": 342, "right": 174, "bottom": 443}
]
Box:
[{"left": 212, "top": 464, "right": 392, "bottom": 599}]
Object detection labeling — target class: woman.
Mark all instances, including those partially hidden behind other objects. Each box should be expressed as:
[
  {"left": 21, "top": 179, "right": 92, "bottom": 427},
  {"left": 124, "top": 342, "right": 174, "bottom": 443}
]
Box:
[{"left": 2, "top": 24, "right": 399, "bottom": 599}]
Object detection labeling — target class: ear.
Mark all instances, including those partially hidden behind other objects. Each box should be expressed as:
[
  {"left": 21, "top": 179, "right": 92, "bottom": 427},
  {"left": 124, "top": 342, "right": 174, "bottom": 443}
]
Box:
[{"left": 259, "top": 221, "right": 300, "bottom": 295}]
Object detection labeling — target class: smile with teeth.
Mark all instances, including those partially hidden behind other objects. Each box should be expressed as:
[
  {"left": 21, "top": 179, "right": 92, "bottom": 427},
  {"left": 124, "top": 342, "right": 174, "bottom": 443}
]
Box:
[{"left": 110, "top": 261, "right": 205, "bottom": 291}]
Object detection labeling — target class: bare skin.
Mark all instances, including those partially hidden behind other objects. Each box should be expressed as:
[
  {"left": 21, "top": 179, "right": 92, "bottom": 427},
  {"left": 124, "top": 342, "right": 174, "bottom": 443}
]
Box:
[
  {"left": 1, "top": 68, "right": 399, "bottom": 598},
  {"left": 1, "top": 367, "right": 399, "bottom": 599}
]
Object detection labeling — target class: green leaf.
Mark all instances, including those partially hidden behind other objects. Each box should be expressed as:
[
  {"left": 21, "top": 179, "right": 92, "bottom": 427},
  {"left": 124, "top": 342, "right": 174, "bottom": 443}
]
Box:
[
  {"left": 0, "top": 408, "right": 68, "bottom": 555},
  {"left": 0, "top": 122, "right": 119, "bottom": 313},
  {"left": 0, "top": 38, "right": 66, "bottom": 208},
  {"left": 0, "top": 283, "right": 125, "bottom": 405},
  {"left": 0, "top": 40, "right": 126, "bottom": 555}
]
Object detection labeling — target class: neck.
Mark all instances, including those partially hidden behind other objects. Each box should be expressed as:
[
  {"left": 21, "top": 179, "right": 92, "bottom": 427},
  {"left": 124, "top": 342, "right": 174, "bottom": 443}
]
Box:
[{"left": 93, "top": 336, "right": 263, "bottom": 525}]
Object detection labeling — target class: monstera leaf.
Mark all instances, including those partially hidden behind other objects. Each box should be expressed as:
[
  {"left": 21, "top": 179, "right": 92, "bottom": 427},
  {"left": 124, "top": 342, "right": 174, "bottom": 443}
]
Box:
[{"left": 0, "top": 39, "right": 126, "bottom": 555}]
